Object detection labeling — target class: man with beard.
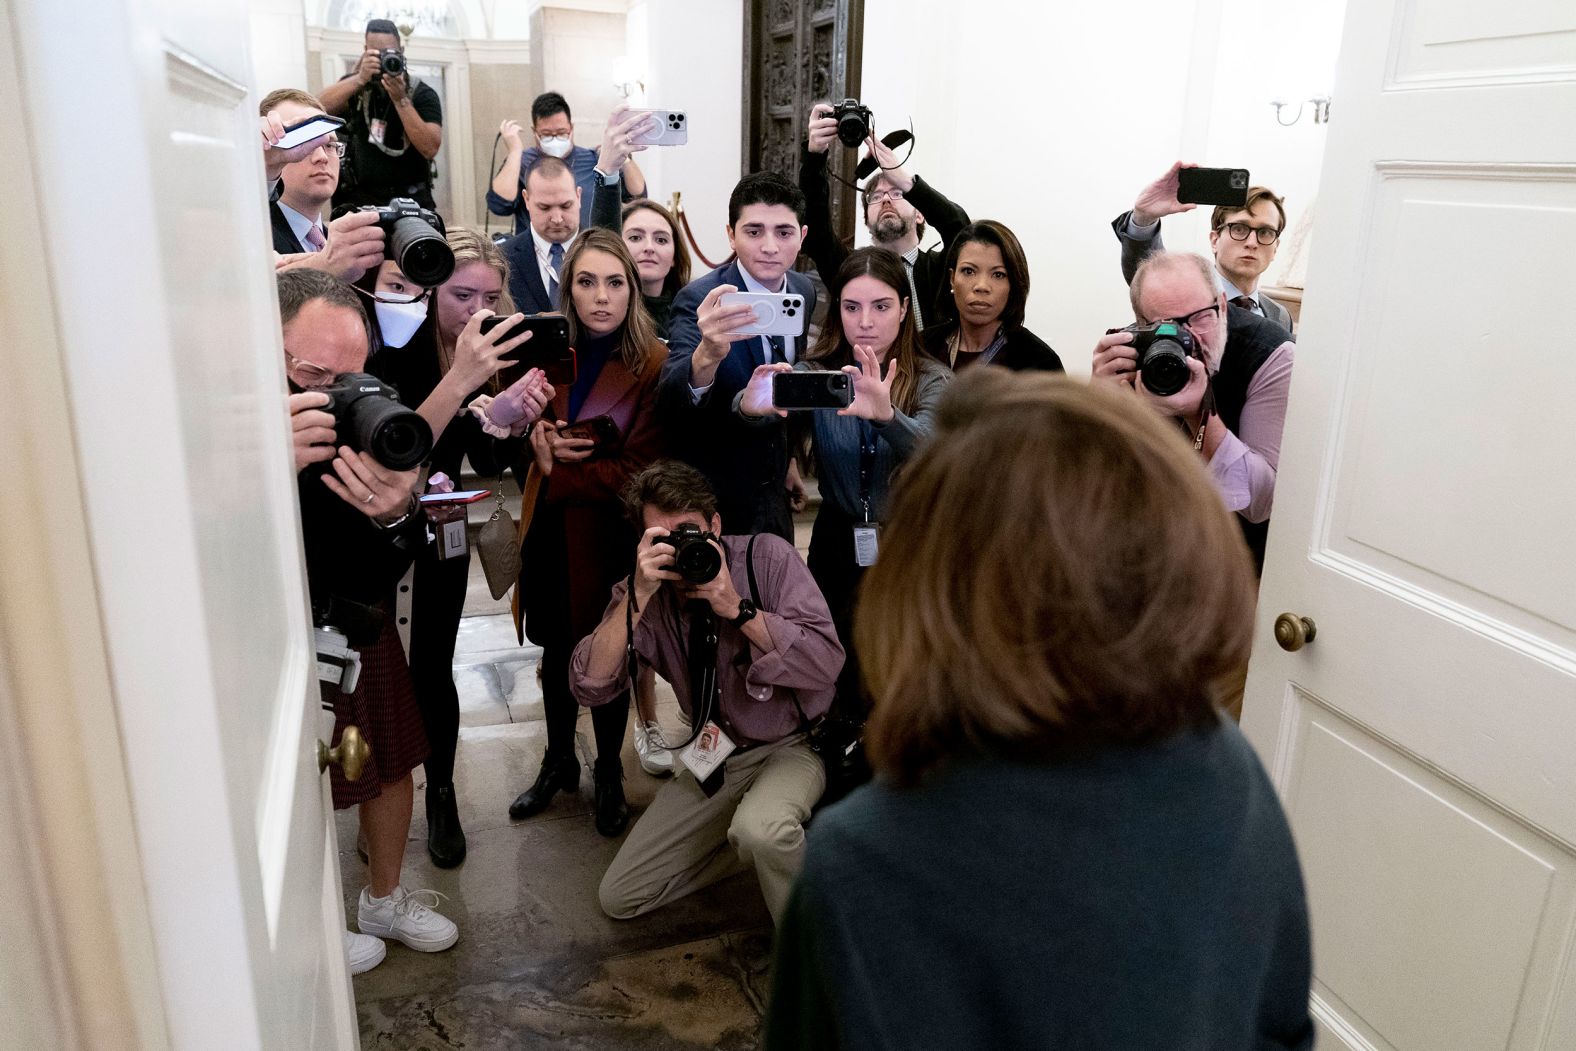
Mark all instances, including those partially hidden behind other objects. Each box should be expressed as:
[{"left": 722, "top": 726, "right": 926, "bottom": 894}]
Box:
[{"left": 799, "top": 102, "right": 970, "bottom": 332}]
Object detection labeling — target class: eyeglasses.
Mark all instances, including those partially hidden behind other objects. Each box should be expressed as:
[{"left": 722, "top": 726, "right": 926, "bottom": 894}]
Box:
[
  {"left": 1150, "top": 303, "right": 1221, "bottom": 330},
  {"left": 1219, "top": 221, "right": 1280, "bottom": 245},
  {"left": 322, "top": 138, "right": 346, "bottom": 159},
  {"left": 866, "top": 188, "right": 904, "bottom": 205},
  {"left": 285, "top": 352, "right": 338, "bottom": 388}
]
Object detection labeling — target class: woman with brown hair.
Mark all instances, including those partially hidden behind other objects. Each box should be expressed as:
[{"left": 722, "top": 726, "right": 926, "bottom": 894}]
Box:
[
  {"left": 507, "top": 228, "right": 668, "bottom": 837},
  {"left": 620, "top": 198, "right": 691, "bottom": 338},
  {"left": 737, "top": 246, "right": 951, "bottom": 716},
  {"left": 765, "top": 369, "right": 1313, "bottom": 1051},
  {"left": 363, "top": 227, "right": 549, "bottom": 870},
  {"left": 923, "top": 219, "right": 1063, "bottom": 373}
]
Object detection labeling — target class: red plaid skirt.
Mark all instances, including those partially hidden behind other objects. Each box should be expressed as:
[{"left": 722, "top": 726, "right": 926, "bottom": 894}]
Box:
[{"left": 319, "top": 615, "right": 429, "bottom": 810}]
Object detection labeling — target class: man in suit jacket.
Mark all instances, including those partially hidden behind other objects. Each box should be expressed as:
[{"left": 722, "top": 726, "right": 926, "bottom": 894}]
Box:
[
  {"left": 260, "top": 87, "right": 384, "bottom": 283},
  {"left": 658, "top": 172, "right": 817, "bottom": 542},
  {"left": 1112, "top": 162, "right": 1296, "bottom": 334},
  {"left": 800, "top": 103, "right": 970, "bottom": 331},
  {"left": 500, "top": 148, "right": 630, "bottom": 315}
]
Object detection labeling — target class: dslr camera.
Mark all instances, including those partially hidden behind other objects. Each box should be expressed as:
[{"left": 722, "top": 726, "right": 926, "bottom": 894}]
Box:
[
  {"left": 1121, "top": 321, "right": 1198, "bottom": 397},
  {"left": 355, "top": 197, "right": 455, "bottom": 287},
  {"left": 658, "top": 523, "right": 723, "bottom": 585},
  {"left": 317, "top": 371, "right": 433, "bottom": 470},
  {"left": 831, "top": 98, "right": 873, "bottom": 148},
  {"left": 375, "top": 48, "right": 405, "bottom": 79}
]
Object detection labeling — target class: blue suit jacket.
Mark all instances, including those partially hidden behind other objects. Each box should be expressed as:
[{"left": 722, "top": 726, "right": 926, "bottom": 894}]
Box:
[
  {"left": 658, "top": 262, "right": 817, "bottom": 540},
  {"left": 499, "top": 178, "right": 627, "bottom": 316}
]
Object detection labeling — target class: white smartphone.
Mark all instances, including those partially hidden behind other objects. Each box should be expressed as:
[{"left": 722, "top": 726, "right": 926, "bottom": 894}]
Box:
[
  {"left": 720, "top": 291, "right": 807, "bottom": 338},
  {"left": 630, "top": 109, "right": 688, "bottom": 147},
  {"left": 276, "top": 114, "right": 345, "bottom": 150}
]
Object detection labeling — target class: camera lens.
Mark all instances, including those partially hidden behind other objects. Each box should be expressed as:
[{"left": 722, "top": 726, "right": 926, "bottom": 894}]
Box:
[
  {"left": 1139, "top": 339, "right": 1191, "bottom": 397},
  {"left": 389, "top": 215, "right": 455, "bottom": 287},
  {"left": 381, "top": 51, "right": 404, "bottom": 76},
  {"left": 674, "top": 536, "right": 722, "bottom": 584}
]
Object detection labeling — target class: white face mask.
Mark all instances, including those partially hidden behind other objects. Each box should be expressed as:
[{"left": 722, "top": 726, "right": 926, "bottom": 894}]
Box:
[
  {"left": 374, "top": 295, "right": 428, "bottom": 348},
  {"left": 539, "top": 135, "right": 572, "bottom": 159}
]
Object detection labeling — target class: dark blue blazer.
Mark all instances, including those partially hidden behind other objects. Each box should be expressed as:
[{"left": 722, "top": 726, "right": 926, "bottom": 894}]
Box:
[
  {"left": 658, "top": 262, "right": 817, "bottom": 540},
  {"left": 500, "top": 178, "right": 626, "bottom": 316}
]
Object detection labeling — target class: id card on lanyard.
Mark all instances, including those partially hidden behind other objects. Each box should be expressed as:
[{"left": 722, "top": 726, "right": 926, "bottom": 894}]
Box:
[{"left": 854, "top": 423, "right": 880, "bottom": 567}]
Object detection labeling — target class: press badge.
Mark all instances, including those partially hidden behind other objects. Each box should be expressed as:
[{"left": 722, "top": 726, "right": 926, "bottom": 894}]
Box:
[
  {"left": 679, "top": 721, "right": 736, "bottom": 782},
  {"left": 369, "top": 118, "right": 387, "bottom": 146},
  {"left": 853, "top": 523, "right": 880, "bottom": 567}
]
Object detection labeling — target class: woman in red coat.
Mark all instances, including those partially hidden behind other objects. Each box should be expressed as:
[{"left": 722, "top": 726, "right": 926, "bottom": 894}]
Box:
[{"left": 508, "top": 227, "right": 668, "bottom": 836}]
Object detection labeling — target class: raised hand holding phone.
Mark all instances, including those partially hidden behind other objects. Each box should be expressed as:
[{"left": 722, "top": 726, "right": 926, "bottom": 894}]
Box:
[
  {"left": 839, "top": 344, "right": 897, "bottom": 422},
  {"left": 739, "top": 362, "right": 794, "bottom": 419}
]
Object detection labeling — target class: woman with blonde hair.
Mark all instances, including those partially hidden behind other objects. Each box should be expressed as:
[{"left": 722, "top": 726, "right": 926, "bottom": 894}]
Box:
[
  {"left": 766, "top": 369, "right": 1312, "bottom": 1050},
  {"left": 363, "top": 227, "right": 551, "bottom": 870},
  {"left": 507, "top": 227, "right": 668, "bottom": 837}
]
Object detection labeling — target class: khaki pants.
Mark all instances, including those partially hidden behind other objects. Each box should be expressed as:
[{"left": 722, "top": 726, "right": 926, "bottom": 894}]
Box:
[{"left": 598, "top": 733, "right": 825, "bottom": 926}]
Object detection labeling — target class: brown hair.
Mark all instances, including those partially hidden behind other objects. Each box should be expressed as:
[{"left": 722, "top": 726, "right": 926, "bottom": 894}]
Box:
[
  {"left": 258, "top": 88, "right": 323, "bottom": 116},
  {"left": 1129, "top": 251, "right": 1216, "bottom": 321},
  {"left": 806, "top": 247, "right": 924, "bottom": 415},
  {"left": 938, "top": 219, "right": 1031, "bottom": 331},
  {"left": 1211, "top": 186, "right": 1287, "bottom": 233},
  {"left": 445, "top": 227, "right": 516, "bottom": 316},
  {"left": 621, "top": 460, "right": 718, "bottom": 526},
  {"left": 858, "top": 368, "right": 1257, "bottom": 787},
  {"left": 559, "top": 228, "right": 661, "bottom": 379},
  {"left": 621, "top": 198, "right": 693, "bottom": 296}
]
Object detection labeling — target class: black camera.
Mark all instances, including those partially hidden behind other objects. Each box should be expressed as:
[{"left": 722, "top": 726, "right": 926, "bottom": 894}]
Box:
[
  {"left": 831, "top": 98, "right": 873, "bottom": 149},
  {"left": 356, "top": 197, "right": 454, "bottom": 287},
  {"left": 1123, "top": 321, "right": 1198, "bottom": 397},
  {"left": 658, "top": 523, "right": 723, "bottom": 585},
  {"left": 317, "top": 372, "right": 433, "bottom": 470},
  {"left": 376, "top": 48, "right": 405, "bottom": 78}
]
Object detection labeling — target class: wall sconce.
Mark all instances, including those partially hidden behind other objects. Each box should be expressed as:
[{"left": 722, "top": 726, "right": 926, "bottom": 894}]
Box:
[{"left": 1271, "top": 95, "right": 1333, "bottom": 126}]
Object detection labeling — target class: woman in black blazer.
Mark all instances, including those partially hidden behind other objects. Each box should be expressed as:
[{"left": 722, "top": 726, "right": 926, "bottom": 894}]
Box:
[{"left": 923, "top": 220, "right": 1064, "bottom": 374}]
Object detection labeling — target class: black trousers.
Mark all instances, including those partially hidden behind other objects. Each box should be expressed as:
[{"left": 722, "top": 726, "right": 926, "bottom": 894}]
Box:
[
  {"left": 540, "top": 641, "right": 629, "bottom": 769},
  {"left": 407, "top": 549, "right": 469, "bottom": 787},
  {"left": 806, "top": 501, "right": 868, "bottom": 719}
]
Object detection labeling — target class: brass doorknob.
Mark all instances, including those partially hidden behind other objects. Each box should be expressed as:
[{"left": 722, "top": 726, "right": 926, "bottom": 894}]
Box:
[
  {"left": 318, "top": 725, "right": 371, "bottom": 782},
  {"left": 1273, "top": 614, "right": 1317, "bottom": 652}
]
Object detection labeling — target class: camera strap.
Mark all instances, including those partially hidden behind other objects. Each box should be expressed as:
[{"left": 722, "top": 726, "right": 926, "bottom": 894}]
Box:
[{"left": 624, "top": 574, "right": 716, "bottom": 755}]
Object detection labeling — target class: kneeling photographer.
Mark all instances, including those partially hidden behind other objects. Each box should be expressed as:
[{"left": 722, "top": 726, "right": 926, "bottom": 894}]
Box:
[
  {"left": 1090, "top": 251, "right": 1293, "bottom": 591},
  {"left": 571, "top": 461, "right": 844, "bottom": 927},
  {"left": 280, "top": 268, "right": 460, "bottom": 975}
]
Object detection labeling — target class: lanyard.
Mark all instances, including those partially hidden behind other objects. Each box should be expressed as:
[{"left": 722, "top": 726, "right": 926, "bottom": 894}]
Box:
[{"left": 857, "top": 422, "right": 878, "bottom": 524}]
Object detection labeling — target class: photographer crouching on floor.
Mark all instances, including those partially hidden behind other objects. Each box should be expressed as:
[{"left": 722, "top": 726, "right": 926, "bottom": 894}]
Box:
[
  {"left": 569, "top": 461, "right": 844, "bottom": 926},
  {"left": 281, "top": 268, "right": 461, "bottom": 975}
]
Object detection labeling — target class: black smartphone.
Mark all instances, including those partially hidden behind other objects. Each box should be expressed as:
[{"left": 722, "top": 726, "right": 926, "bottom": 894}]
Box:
[
  {"left": 559, "top": 414, "right": 622, "bottom": 459},
  {"left": 1177, "top": 167, "right": 1250, "bottom": 207},
  {"left": 773, "top": 371, "right": 853, "bottom": 411},
  {"left": 479, "top": 314, "right": 576, "bottom": 385}
]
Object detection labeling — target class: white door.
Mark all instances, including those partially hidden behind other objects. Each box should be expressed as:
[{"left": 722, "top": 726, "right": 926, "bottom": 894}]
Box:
[
  {"left": 1240, "top": 1, "right": 1576, "bottom": 1049},
  {"left": 5, "top": 0, "right": 357, "bottom": 1048}
]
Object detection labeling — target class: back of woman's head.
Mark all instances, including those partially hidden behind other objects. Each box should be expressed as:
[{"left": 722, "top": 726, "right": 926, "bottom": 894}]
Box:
[{"left": 858, "top": 368, "right": 1257, "bottom": 786}]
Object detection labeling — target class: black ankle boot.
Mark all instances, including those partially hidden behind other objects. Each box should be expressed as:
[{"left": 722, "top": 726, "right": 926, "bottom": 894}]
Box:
[
  {"left": 425, "top": 783, "right": 466, "bottom": 869},
  {"left": 593, "top": 758, "right": 629, "bottom": 838},
  {"left": 509, "top": 755, "right": 580, "bottom": 820}
]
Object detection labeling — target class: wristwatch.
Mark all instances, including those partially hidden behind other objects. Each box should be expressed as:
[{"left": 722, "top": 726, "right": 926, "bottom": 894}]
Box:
[
  {"left": 594, "top": 166, "right": 621, "bottom": 186},
  {"left": 729, "top": 599, "right": 758, "bottom": 628}
]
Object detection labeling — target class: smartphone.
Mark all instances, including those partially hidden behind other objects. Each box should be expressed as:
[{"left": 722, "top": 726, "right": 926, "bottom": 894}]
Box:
[
  {"left": 419, "top": 489, "right": 492, "bottom": 505},
  {"left": 559, "top": 415, "right": 622, "bottom": 459},
  {"left": 773, "top": 371, "right": 853, "bottom": 411},
  {"left": 719, "top": 292, "right": 807, "bottom": 338},
  {"left": 275, "top": 114, "right": 346, "bottom": 151},
  {"left": 479, "top": 314, "right": 576, "bottom": 385},
  {"left": 1177, "top": 167, "right": 1250, "bottom": 207},
  {"left": 630, "top": 109, "right": 688, "bottom": 146}
]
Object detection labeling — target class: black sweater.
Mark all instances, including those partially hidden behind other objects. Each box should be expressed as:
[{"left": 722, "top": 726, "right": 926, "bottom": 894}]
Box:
[
  {"left": 922, "top": 321, "right": 1065, "bottom": 374},
  {"left": 766, "top": 718, "right": 1313, "bottom": 1051}
]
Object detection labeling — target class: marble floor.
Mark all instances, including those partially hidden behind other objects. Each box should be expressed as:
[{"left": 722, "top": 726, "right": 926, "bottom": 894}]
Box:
[{"left": 335, "top": 554, "right": 795, "bottom": 1049}]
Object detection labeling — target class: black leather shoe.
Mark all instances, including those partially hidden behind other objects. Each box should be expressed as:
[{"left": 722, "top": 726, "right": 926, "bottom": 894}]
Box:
[
  {"left": 509, "top": 756, "right": 580, "bottom": 820},
  {"left": 425, "top": 783, "right": 467, "bottom": 869},
  {"left": 593, "top": 759, "right": 629, "bottom": 838}
]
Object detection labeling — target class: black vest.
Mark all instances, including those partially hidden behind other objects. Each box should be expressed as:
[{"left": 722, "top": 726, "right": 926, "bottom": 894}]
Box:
[{"left": 1215, "top": 306, "right": 1292, "bottom": 574}]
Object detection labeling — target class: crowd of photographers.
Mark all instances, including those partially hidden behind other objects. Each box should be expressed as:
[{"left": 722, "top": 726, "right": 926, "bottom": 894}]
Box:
[{"left": 261, "top": 17, "right": 1308, "bottom": 1046}]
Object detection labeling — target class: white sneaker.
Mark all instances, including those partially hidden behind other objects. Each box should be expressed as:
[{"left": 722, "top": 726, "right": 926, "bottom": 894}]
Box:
[
  {"left": 343, "top": 928, "right": 386, "bottom": 976},
  {"left": 634, "top": 721, "right": 674, "bottom": 777},
  {"left": 357, "top": 886, "right": 459, "bottom": 952}
]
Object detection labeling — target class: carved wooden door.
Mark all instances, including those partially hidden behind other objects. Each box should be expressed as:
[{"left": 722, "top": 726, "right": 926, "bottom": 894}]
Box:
[{"left": 743, "top": 0, "right": 864, "bottom": 247}]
